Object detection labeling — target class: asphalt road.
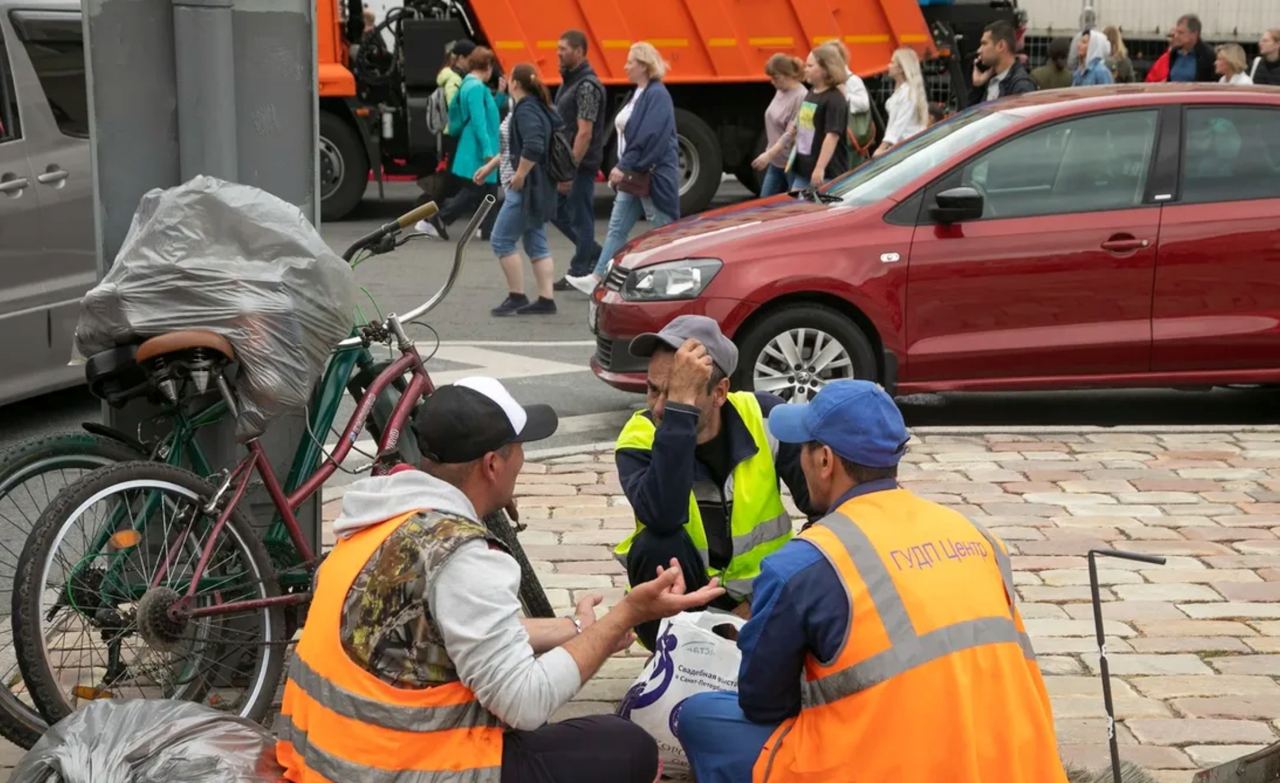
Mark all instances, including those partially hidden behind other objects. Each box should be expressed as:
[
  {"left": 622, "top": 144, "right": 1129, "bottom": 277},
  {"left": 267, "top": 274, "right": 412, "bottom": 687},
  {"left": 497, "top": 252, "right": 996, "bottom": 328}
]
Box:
[{"left": 0, "top": 179, "right": 1275, "bottom": 459}]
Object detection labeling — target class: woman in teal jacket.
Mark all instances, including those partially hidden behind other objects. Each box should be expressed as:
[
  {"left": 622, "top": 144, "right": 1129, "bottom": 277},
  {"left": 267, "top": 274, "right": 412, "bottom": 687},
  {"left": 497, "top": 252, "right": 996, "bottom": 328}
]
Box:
[{"left": 421, "top": 46, "right": 501, "bottom": 239}]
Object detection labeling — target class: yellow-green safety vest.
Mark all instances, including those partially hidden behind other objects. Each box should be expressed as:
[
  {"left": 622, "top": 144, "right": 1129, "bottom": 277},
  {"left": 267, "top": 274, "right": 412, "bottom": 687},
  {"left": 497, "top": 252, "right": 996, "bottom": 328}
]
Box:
[{"left": 613, "top": 391, "right": 793, "bottom": 600}]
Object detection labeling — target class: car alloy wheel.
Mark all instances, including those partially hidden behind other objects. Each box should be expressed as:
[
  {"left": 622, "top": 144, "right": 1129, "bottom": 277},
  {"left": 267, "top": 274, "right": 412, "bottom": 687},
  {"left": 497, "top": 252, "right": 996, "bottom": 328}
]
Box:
[{"left": 753, "top": 327, "right": 855, "bottom": 402}]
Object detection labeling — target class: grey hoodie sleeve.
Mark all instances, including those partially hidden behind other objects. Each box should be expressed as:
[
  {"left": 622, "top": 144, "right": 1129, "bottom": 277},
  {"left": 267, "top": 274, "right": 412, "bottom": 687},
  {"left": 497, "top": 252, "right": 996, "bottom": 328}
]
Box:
[{"left": 430, "top": 540, "right": 582, "bottom": 730}]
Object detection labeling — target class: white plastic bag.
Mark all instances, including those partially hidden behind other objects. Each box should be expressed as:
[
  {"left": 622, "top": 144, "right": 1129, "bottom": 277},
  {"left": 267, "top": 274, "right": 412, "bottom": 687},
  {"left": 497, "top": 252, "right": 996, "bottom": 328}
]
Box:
[{"left": 618, "top": 611, "right": 745, "bottom": 777}]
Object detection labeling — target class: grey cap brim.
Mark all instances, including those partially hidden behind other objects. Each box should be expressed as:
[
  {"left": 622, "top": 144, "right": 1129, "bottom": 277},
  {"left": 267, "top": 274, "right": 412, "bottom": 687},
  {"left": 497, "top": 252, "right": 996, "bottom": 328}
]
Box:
[{"left": 628, "top": 332, "right": 684, "bottom": 360}]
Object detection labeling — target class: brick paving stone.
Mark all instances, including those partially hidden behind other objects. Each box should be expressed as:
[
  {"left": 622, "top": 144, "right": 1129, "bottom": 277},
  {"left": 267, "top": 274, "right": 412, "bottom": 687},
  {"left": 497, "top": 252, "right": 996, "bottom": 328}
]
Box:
[
  {"left": 1121, "top": 541, "right": 1238, "bottom": 556},
  {"left": 1261, "top": 569, "right": 1280, "bottom": 581},
  {"left": 1021, "top": 603, "right": 1071, "bottom": 618},
  {"left": 1132, "top": 620, "right": 1259, "bottom": 637},
  {"left": 1085, "top": 654, "right": 1214, "bottom": 676},
  {"left": 1128, "top": 637, "right": 1252, "bottom": 654},
  {"left": 1129, "top": 675, "right": 1280, "bottom": 699},
  {"left": 1171, "top": 694, "right": 1280, "bottom": 719},
  {"left": 1182, "top": 603, "right": 1280, "bottom": 620},
  {"left": 1132, "top": 479, "right": 1221, "bottom": 492},
  {"left": 1056, "top": 717, "right": 1138, "bottom": 745},
  {"left": 1112, "top": 584, "right": 1225, "bottom": 602},
  {"left": 1185, "top": 745, "right": 1273, "bottom": 768},
  {"left": 1234, "top": 539, "right": 1280, "bottom": 555},
  {"left": 1181, "top": 527, "right": 1278, "bottom": 542},
  {"left": 1214, "top": 582, "right": 1280, "bottom": 601},
  {"left": 1041, "top": 568, "right": 1145, "bottom": 586},
  {"left": 1021, "top": 585, "right": 1112, "bottom": 603},
  {"left": 1051, "top": 693, "right": 1169, "bottom": 718},
  {"left": 1026, "top": 619, "right": 1136, "bottom": 637},
  {"left": 1064, "top": 602, "right": 1190, "bottom": 623},
  {"left": 1206, "top": 556, "right": 1280, "bottom": 569},
  {"left": 1059, "top": 744, "right": 1195, "bottom": 771},
  {"left": 1039, "top": 656, "right": 1086, "bottom": 674},
  {"left": 1128, "top": 719, "right": 1276, "bottom": 745},
  {"left": 1207, "top": 655, "right": 1280, "bottom": 676}
]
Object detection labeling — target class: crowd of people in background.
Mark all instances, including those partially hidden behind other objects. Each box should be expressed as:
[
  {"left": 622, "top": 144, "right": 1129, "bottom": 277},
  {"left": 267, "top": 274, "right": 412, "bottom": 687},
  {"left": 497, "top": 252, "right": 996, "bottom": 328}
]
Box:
[{"left": 374, "top": 7, "right": 1279, "bottom": 315}]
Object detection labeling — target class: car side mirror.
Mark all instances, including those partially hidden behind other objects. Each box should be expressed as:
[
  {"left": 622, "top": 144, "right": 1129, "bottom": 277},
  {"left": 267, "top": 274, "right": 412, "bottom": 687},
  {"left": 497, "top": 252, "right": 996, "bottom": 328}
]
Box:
[{"left": 930, "top": 187, "right": 984, "bottom": 224}]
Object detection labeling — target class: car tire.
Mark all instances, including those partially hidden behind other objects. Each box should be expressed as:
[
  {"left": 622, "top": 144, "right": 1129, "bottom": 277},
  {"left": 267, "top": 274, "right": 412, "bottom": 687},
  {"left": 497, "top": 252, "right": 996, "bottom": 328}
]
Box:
[
  {"left": 733, "top": 306, "right": 878, "bottom": 402},
  {"left": 319, "top": 110, "right": 369, "bottom": 222},
  {"left": 674, "top": 109, "right": 722, "bottom": 216}
]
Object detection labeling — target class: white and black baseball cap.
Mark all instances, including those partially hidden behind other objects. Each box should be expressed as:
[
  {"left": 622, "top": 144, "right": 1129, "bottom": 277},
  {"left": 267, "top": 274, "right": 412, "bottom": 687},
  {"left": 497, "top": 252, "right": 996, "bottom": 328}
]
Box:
[{"left": 415, "top": 376, "right": 558, "bottom": 463}]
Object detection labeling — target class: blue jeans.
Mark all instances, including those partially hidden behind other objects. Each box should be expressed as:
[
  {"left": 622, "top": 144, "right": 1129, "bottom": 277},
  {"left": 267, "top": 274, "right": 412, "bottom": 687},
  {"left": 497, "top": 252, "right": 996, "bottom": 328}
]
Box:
[
  {"left": 675, "top": 691, "right": 779, "bottom": 783},
  {"left": 790, "top": 174, "right": 812, "bottom": 191},
  {"left": 591, "top": 190, "right": 675, "bottom": 277},
  {"left": 759, "top": 164, "right": 789, "bottom": 198},
  {"left": 550, "top": 170, "right": 602, "bottom": 276},
  {"left": 490, "top": 187, "right": 550, "bottom": 260}
]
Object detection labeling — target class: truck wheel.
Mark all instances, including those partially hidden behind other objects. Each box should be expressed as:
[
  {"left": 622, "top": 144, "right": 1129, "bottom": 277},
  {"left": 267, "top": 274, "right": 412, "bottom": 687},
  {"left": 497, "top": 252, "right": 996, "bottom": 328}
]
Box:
[
  {"left": 732, "top": 305, "right": 877, "bottom": 402},
  {"left": 675, "top": 109, "right": 722, "bottom": 215},
  {"left": 319, "top": 111, "right": 369, "bottom": 222}
]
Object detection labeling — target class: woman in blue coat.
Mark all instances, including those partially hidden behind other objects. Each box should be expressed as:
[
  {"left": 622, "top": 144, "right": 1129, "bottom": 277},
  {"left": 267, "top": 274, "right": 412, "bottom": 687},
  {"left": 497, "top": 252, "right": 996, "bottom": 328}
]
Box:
[
  {"left": 1073, "top": 30, "right": 1115, "bottom": 86},
  {"left": 566, "top": 42, "right": 680, "bottom": 293}
]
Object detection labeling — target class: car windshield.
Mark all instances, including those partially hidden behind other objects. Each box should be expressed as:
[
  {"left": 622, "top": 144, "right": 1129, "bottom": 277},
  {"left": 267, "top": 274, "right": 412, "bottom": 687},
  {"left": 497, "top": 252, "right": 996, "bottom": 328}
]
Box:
[{"left": 824, "top": 108, "right": 1022, "bottom": 205}]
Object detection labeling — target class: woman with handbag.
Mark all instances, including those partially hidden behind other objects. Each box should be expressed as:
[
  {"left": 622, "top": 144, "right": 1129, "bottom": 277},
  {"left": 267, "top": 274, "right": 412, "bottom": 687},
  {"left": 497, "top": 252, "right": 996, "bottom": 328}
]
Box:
[
  {"left": 875, "top": 48, "right": 929, "bottom": 158},
  {"left": 484, "top": 63, "right": 564, "bottom": 316},
  {"left": 566, "top": 42, "right": 679, "bottom": 294}
]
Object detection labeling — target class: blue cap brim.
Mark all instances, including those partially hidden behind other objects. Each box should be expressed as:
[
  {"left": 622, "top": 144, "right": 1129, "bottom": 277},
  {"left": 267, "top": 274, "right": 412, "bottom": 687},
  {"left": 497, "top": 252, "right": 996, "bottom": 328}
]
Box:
[{"left": 767, "top": 403, "right": 815, "bottom": 445}]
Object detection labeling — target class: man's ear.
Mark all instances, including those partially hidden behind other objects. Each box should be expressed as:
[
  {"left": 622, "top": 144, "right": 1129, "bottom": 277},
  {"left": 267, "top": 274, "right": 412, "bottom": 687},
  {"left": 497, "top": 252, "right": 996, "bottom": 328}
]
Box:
[{"left": 712, "top": 376, "right": 731, "bottom": 406}]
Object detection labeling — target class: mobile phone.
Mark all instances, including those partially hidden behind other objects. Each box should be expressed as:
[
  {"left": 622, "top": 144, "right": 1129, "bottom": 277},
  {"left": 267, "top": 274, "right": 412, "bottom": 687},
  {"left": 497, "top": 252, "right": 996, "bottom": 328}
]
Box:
[{"left": 974, "top": 59, "right": 991, "bottom": 73}]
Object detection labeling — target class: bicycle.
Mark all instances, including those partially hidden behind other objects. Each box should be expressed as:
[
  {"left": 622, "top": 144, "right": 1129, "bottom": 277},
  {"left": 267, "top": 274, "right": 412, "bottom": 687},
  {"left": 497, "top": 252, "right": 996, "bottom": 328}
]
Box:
[{"left": 7, "top": 194, "right": 554, "bottom": 737}]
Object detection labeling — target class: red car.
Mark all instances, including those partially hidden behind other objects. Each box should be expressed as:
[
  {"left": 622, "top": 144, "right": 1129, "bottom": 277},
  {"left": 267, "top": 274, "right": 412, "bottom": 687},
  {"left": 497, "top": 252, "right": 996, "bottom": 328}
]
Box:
[{"left": 590, "top": 84, "right": 1280, "bottom": 400}]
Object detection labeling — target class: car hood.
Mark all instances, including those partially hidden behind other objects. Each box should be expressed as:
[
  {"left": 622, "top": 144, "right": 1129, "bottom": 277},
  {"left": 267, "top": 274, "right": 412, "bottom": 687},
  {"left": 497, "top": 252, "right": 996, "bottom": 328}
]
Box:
[{"left": 615, "top": 195, "right": 847, "bottom": 269}]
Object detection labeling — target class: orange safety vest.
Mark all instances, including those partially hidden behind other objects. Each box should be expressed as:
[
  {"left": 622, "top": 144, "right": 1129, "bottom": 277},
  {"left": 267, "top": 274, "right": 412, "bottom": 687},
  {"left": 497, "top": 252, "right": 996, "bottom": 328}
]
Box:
[
  {"left": 275, "top": 510, "right": 504, "bottom": 783},
  {"left": 753, "top": 489, "right": 1067, "bottom": 783}
]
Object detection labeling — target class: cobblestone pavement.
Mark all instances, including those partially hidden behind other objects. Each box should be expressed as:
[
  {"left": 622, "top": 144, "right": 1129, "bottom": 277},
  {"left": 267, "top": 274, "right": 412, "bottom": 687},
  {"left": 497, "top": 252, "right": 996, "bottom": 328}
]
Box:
[{"left": 3, "top": 426, "right": 1277, "bottom": 779}]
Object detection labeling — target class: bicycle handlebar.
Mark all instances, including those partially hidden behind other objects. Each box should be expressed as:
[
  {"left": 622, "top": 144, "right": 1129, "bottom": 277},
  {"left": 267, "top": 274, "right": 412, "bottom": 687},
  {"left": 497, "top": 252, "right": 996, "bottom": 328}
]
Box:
[
  {"left": 342, "top": 201, "right": 441, "bottom": 262},
  {"left": 337, "top": 194, "right": 497, "bottom": 348}
]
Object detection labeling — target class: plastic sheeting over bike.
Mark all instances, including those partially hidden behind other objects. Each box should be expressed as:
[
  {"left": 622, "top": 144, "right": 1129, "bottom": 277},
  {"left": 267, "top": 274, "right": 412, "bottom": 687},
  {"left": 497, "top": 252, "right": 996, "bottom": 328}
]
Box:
[
  {"left": 11, "top": 699, "right": 284, "bottom": 783},
  {"left": 74, "top": 176, "right": 355, "bottom": 439}
]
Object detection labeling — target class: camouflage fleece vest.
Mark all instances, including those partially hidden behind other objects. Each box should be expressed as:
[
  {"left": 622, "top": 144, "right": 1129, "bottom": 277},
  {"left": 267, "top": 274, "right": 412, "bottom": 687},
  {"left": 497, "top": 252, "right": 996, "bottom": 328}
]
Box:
[{"left": 339, "top": 510, "right": 502, "bottom": 688}]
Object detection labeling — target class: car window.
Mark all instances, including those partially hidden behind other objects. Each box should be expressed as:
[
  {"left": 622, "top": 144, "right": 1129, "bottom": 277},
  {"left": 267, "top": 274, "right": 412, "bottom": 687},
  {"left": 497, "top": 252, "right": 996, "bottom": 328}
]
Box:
[
  {"left": 10, "top": 11, "right": 88, "bottom": 138},
  {"left": 1181, "top": 107, "right": 1280, "bottom": 204},
  {"left": 826, "top": 108, "right": 1019, "bottom": 206},
  {"left": 948, "top": 110, "right": 1158, "bottom": 220},
  {"left": 0, "top": 28, "right": 19, "bottom": 142}
]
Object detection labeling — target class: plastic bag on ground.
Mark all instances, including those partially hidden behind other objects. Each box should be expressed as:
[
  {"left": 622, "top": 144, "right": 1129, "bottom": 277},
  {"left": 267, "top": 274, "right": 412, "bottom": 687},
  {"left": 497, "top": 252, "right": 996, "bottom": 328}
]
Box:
[
  {"left": 74, "top": 175, "right": 355, "bottom": 439},
  {"left": 11, "top": 699, "right": 284, "bottom": 783},
  {"left": 618, "top": 610, "right": 745, "bottom": 777}
]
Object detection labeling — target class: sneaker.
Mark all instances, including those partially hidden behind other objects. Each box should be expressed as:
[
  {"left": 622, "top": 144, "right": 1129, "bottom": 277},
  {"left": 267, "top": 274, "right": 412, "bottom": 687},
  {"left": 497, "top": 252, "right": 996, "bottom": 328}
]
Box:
[
  {"left": 490, "top": 293, "right": 529, "bottom": 317},
  {"left": 414, "top": 216, "right": 449, "bottom": 241},
  {"left": 515, "top": 297, "right": 557, "bottom": 316},
  {"left": 565, "top": 273, "right": 600, "bottom": 295},
  {"left": 552, "top": 276, "right": 575, "bottom": 292}
]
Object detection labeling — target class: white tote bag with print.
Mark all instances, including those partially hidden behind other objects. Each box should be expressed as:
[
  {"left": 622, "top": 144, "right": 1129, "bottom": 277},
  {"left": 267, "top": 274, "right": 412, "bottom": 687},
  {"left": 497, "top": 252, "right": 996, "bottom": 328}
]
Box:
[{"left": 617, "top": 610, "right": 746, "bottom": 777}]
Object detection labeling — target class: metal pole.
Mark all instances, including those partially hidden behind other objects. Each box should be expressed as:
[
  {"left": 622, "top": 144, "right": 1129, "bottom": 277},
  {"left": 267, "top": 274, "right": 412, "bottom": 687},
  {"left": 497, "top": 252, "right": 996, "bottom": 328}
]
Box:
[
  {"left": 1089, "top": 548, "right": 1167, "bottom": 783},
  {"left": 172, "top": 0, "right": 239, "bottom": 181}
]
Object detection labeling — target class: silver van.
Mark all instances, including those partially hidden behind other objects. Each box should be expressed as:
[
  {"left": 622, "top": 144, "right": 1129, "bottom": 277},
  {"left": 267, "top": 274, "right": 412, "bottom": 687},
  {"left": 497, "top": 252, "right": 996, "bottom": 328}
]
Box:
[{"left": 0, "top": 0, "right": 93, "bottom": 405}]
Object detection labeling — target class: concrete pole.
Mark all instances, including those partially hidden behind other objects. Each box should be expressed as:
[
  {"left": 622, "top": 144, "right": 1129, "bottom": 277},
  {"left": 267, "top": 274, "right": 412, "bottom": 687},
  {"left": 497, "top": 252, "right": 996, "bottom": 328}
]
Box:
[
  {"left": 172, "top": 0, "right": 238, "bottom": 181},
  {"left": 85, "top": 0, "right": 321, "bottom": 548}
]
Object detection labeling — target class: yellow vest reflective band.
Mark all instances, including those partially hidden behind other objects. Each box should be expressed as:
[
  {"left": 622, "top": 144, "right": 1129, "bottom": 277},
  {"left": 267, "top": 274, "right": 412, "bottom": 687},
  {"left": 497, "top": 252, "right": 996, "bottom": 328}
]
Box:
[
  {"left": 276, "top": 510, "right": 504, "bottom": 783},
  {"left": 613, "top": 391, "right": 792, "bottom": 600},
  {"left": 753, "top": 490, "right": 1066, "bottom": 783}
]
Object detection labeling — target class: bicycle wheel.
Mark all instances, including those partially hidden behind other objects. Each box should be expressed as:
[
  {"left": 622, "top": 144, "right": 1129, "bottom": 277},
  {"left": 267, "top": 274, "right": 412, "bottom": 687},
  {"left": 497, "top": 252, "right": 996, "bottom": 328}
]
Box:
[
  {"left": 14, "top": 462, "right": 286, "bottom": 728},
  {"left": 483, "top": 510, "right": 555, "bottom": 618},
  {"left": 0, "top": 431, "right": 145, "bottom": 748}
]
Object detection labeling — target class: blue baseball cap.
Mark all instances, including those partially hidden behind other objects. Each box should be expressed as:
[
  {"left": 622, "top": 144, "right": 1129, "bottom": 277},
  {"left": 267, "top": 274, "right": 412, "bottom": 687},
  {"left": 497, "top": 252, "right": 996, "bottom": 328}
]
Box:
[{"left": 767, "top": 380, "right": 909, "bottom": 468}]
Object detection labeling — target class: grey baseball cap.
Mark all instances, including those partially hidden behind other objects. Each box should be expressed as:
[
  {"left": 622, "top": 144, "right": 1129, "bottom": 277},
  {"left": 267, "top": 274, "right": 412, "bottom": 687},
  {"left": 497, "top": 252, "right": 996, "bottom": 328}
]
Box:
[{"left": 628, "top": 315, "right": 739, "bottom": 376}]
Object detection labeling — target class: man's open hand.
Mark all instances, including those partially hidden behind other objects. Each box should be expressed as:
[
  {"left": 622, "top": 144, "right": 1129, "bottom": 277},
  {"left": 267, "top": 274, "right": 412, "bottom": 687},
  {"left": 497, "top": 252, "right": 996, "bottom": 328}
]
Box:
[{"left": 620, "top": 559, "right": 726, "bottom": 625}]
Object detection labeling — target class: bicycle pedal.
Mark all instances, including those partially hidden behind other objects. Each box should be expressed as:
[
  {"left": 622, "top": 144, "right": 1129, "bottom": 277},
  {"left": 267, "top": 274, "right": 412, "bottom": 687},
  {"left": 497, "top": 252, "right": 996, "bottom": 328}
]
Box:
[{"left": 72, "top": 685, "right": 114, "bottom": 701}]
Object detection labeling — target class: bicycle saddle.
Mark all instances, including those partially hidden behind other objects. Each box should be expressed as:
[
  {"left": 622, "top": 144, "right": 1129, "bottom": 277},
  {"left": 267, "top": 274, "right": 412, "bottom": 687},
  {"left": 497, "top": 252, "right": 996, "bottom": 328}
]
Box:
[{"left": 136, "top": 331, "right": 235, "bottom": 363}]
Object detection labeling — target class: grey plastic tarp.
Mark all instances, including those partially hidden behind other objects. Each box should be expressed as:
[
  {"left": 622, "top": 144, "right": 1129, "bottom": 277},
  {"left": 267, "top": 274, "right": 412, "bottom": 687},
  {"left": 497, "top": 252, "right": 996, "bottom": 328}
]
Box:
[
  {"left": 11, "top": 699, "right": 284, "bottom": 783},
  {"left": 74, "top": 176, "right": 355, "bottom": 439}
]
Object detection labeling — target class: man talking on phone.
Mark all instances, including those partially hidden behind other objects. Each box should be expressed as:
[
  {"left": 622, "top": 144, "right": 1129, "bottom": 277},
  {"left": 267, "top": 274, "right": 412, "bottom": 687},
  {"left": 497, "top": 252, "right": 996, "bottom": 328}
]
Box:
[{"left": 970, "top": 20, "right": 1038, "bottom": 104}]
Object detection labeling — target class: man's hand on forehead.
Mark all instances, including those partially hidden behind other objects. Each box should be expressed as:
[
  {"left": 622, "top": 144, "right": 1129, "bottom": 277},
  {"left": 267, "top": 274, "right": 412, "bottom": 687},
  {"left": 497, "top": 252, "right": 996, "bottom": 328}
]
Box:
[{"left": 670, "top": 339, "right": 714, "bottom": 404}]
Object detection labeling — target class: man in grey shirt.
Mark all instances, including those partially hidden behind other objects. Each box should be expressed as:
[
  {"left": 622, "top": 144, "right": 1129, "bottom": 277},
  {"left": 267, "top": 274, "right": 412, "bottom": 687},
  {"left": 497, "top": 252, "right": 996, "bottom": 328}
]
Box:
[{"left": 280, "top": 376, "right": 722, "bottom": 782}]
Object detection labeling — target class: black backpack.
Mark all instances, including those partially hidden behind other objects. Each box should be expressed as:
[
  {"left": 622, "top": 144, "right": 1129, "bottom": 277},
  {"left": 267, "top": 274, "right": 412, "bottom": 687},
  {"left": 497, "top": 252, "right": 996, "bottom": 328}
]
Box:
[{"left": 546, "top": 130, "right": 576, "bottom": 183}]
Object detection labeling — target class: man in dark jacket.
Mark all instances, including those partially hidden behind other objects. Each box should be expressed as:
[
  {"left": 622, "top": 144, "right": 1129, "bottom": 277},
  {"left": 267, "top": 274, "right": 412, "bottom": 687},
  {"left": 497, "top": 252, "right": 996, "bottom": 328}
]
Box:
[
  {"left": 969, "top": 21, "right": 1038, "bottom": 105},
  {"left": 1167, "top": 14, "right": 1217, "bottom": 83},
  {"left": 550, "top": 30, "right": 607, "bottom": 292},
  {"left": 611, "top": 316, "right": 815, "bottom": 649}
]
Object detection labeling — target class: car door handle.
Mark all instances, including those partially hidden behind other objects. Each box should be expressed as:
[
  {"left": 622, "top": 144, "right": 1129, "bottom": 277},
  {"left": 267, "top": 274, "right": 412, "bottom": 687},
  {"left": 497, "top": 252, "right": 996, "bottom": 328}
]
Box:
[
  {"left": 36, "top": 169, "right": 69, "bottom": 185},
  {"left": 1100, "top": 237, "right": 1150, "bottom": 252},
  {"left": 0, "top": 176, "right": 30, "bottom": 194}
]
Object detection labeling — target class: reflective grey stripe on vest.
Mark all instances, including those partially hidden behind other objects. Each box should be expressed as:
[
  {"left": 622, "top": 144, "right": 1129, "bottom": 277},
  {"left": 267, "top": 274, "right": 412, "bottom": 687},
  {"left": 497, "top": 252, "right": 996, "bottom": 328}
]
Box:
[
  {"left": 969, "top": 519, "right": 1036, "bottom": 659},
  {"left": 802, "top": 512, "right": 1035, "bottom": 708},
  {"left": 732, "top": 512, "right": 793, "bottom": 556},
  {"left": 285, "top": 654, "right": 498, "bottom": 733},
  {"left": 276, "top": 713, "right": 501, "bottom": 783}
]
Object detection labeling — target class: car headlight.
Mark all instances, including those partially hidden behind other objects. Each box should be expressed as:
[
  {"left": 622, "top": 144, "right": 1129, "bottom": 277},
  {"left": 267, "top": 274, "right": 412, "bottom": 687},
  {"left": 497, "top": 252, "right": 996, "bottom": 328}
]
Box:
[{"left": 621, "top": 259, "right": 723, "bottom": 302}]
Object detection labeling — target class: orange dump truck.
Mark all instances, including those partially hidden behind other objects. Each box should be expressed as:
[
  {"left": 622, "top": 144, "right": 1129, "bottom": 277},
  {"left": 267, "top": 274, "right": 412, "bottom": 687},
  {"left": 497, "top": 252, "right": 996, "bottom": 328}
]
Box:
[{"left": 316, "top": 0, "right": 1016, "bottom": 220}]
